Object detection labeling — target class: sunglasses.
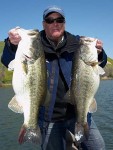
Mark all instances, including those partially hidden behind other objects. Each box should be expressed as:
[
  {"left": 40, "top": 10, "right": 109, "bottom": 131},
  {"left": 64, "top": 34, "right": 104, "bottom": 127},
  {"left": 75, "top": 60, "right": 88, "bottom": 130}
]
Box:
[{"left": 44, "top": 17, "right": 65, "bottom": 24}]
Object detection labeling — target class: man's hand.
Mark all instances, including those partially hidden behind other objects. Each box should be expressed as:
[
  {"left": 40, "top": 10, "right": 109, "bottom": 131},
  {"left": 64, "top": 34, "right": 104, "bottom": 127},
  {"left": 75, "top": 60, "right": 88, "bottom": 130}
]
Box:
[
  {"left": 8, "top": 27, "right": 21, "bottom": 45},
  {"left": 96, "top": 40, "right": 103, "bottom": 54}
]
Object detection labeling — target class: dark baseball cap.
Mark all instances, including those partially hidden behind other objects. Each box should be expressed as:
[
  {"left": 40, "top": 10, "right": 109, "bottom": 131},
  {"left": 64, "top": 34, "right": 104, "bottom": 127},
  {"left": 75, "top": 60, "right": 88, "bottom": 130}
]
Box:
[{"left": 43, "top": 6, "right": 65, "bottom": 20}]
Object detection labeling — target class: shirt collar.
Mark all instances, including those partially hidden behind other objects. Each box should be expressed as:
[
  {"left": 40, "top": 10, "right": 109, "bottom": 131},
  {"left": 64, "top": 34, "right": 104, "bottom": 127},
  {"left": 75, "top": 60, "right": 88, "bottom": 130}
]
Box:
[{"left": 46, "top": 35, "right": 64, "bottom": 50}]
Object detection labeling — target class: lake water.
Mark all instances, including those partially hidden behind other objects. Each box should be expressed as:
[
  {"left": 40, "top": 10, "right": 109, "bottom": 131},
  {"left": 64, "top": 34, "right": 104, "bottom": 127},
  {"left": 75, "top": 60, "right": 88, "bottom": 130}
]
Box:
[
  {"left": 0, "top": 80, "right": 113, "bottom": 150},
  {"left": 94, "top": 80, "right": 113, "bottom": 150}
]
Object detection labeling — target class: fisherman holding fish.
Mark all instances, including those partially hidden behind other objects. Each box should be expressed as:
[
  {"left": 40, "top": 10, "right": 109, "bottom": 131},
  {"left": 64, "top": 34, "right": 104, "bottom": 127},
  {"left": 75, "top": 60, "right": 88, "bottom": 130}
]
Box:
[{"left": 1, "top": 5, "right": 107, "bottom": 150}]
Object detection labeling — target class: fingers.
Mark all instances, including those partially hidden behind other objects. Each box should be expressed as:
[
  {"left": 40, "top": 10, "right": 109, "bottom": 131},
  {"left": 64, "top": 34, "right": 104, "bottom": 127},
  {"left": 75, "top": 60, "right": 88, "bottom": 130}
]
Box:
[
  {"left": 96, "top": 40, "right": 103, "bottom": 54},
  {"left": 96, "top": 40, "right": 103, "bottom": 49},
  {"left": 8, "top": 27, "right": 21, "bottom": 45}
]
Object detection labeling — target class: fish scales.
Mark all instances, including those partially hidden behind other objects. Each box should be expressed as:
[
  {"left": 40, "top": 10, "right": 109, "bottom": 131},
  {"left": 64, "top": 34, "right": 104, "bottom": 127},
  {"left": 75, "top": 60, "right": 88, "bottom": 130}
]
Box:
[
  {"left": 73, "top": 58, "right": 99, "bottom": 123},
  {"left": 68, "top": 36, "right": 104, "bottom": 143},
  {"left": 8, "top": 28, "right": 47, "bottom": 145},
  {"left": 22, "top": 56, "right": 46, "bottom": 128}
]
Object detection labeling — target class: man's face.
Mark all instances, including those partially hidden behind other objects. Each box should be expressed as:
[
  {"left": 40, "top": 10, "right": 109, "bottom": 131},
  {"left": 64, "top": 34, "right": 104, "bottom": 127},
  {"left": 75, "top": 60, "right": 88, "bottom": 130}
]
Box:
[{"left": 43, "top": 12, "right": 65, "bottom": 42}]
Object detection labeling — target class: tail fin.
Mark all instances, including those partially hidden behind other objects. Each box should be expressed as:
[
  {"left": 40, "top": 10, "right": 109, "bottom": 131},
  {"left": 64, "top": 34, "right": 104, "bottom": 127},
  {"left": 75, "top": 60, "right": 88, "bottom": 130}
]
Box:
[
  {"left": 75, "top": 122, "right": 89, "bottom": 142},
  {"left": 66, "top": 129, "right": 78, "bottom": 150},
  {"left": 18, "top": 125, "right": 42, "bottom": 145}
]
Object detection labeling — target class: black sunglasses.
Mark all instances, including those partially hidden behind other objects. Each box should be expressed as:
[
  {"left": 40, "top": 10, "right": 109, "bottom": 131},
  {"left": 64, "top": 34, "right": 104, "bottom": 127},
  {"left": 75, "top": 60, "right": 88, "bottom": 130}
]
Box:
[{"left": 44, "top": 17, "right": 65, "bottom": 24}]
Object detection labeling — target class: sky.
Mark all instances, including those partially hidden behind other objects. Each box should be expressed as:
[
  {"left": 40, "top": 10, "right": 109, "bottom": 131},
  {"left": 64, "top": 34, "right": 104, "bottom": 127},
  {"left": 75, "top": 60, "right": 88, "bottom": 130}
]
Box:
[{"left": 0, "top": 0, "right": 113, "bottom": 58}]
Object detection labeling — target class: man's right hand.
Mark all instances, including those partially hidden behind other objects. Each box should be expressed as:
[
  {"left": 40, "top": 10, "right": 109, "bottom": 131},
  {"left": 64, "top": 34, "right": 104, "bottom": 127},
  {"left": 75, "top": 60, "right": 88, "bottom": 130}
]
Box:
[{"left": 8, "top": 27, "right": 21, "bottom": 45}]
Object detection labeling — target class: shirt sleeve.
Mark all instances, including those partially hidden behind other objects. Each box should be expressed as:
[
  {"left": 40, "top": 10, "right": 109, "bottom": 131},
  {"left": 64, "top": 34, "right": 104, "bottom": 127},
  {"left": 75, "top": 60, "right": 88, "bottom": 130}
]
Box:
[
  {"left": 1, "top": 38, "right": 17, "bottom": 68},
  {"left": 98, "top": 49, "right": 107, "bottom": 68}
]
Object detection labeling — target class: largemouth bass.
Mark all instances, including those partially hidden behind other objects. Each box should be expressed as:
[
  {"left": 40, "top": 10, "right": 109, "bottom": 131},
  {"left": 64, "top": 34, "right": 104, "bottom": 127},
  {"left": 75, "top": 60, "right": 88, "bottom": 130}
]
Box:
[
  {"left": 8, "top": 28, "right": 47, "bottom": 145},
  {"left": 68, "top": 36, "right": 105, "bottom": 143}
]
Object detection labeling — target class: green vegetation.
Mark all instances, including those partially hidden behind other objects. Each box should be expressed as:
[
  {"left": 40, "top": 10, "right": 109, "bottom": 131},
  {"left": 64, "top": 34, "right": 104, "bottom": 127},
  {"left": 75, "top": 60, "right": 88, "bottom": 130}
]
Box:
[
  {"left": 104, "top": 57, "right": 113, "bottom": 78},
  {"left": 0, "top": 41, "right": 5, "bottom": 51},
  {"left": 0, "top": 41, "right": 13, "bottom": 86},
  {"left": 108, "top": 57, "right": 113, "bottom": 65}
]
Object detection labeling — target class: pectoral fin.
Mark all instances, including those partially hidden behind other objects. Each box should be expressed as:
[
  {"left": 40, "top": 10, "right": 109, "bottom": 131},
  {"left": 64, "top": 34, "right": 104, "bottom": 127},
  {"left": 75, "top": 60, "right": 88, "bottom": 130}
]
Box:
[
  {"left": 89, "top": 98, "right": 97, "bottom": 113},
  {"left": 22, "top": 62, "right": 28, "bottom": 74},
  {"left": 98, "top": 66, "right": 105, "bottom": 75},
  {"left": 8, "top": 59, "right": 15, "bottom": 71},
  {"left": 8, "top": 96, "right": 23, "bottom": 113}
]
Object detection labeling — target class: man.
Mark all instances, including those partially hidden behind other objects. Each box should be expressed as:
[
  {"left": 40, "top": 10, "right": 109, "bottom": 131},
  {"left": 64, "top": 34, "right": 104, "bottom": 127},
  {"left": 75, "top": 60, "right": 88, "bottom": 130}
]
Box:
[{"left": 1, "top": 6, "right": 107, "bottom": 150}]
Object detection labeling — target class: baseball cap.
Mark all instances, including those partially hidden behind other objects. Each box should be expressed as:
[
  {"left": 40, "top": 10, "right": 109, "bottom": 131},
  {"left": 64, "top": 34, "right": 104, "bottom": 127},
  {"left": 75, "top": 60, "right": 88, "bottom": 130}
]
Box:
[{"left": 43, "top": 6, "right": 65, "bottom": 20}]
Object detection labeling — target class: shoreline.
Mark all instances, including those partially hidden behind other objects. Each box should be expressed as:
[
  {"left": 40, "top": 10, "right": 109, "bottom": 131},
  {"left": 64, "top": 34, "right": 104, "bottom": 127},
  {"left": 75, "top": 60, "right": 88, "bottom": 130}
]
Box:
[
  {"left": 101, "top": 76, "right": 113, "bottom": 80},
  {"left": 0, "top": 83, "right": 12, "bottom": 88}
]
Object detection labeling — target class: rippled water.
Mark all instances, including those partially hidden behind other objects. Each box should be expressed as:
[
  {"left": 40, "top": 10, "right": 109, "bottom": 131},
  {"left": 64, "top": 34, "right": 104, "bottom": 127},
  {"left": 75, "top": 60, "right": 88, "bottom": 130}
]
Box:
[
  {"left": 0, "top": 87, "right": 40, "bottom": 150},
  {"left": 0, "top": 80, "right": 113, "bottom": 150},
  {"left": 94, "top": 80, "right": 113, "bottom": 150}
]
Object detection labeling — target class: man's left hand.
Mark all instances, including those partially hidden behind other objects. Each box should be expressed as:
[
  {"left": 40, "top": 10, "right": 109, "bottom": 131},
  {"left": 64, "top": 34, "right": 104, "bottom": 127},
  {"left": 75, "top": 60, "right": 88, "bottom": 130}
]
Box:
[{"left": 96, "top": 40, "right": 103, "bottom": 54}]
